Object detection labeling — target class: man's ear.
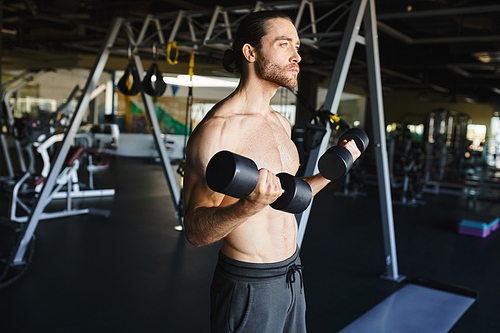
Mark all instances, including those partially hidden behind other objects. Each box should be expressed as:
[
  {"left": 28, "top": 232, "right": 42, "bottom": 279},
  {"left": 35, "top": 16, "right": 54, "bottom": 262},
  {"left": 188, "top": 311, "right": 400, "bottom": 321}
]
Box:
[{"left": 242, "top": 43, "right": 256, "bottom": 63}]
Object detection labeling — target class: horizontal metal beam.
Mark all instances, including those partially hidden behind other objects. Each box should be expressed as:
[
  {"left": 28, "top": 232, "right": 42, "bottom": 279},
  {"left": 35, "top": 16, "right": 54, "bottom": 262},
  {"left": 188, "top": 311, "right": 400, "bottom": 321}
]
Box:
[
  {"left": 413, "top": 35, "right": 500, "bottom": 44},
  {"left": 377, "top": 4, "right": 500, "bottom": 20},
  {"left": 378, "top": 20, "right": 500, "bottom": 45}
]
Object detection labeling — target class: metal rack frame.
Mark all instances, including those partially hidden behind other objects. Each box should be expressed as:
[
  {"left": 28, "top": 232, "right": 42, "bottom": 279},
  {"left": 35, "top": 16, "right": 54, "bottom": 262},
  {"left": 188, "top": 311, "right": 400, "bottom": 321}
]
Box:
[
  {"left": 11, "top": 17, "right": 182, "bottom": 266},
  {"left": 295, "top": 0, "right": 404, "bottom": 282}
]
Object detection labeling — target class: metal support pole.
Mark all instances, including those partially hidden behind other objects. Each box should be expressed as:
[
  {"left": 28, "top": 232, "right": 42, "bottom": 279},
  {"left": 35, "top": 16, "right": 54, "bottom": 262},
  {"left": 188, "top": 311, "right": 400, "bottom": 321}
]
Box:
[
  {"left": 296, "top": 0, "right": 404, "bottom": 283},
  {"left": 14, "top": 138, "right": 27, "bottom": 173},
  {"left": 297, "top": 0, "right": 367, "bottom": 247},
  {"left": 0, "top": 134, "right": 14, "bottom": 178},
  {"left": 168, "top": 11, "right": 185, "bottom": 43},
  {"left": 323, "top": 0, "right": 366, "bottom": 112},
  {"left": 205, "top": 6, "right": 224, "bottom": 44},
  {"left": 12, "top": 18, "right": 125, "bottom": 265},
  {"left": 124, "top": 22, "right": 183, "bottom": 228},
  {"left": 364, "top": 0, "right": 404, "bottom": 282},
  {"left": 296, "top": 126, "right": 331, "bottom": 247},
  {"left": 137, "top": 15, "right": 154, "bottom": 45}
]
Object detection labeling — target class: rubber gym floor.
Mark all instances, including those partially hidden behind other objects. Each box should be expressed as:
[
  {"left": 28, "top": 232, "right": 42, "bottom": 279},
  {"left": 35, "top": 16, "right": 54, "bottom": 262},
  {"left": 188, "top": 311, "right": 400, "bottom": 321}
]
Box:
[{"left": 1, "top": 156, "right": 500, "bottom": 332}]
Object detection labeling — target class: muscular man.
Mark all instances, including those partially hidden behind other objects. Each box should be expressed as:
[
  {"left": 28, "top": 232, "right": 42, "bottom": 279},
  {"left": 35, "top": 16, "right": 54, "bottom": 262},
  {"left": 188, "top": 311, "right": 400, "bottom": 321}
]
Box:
[{"left": 183, "top": 10, "right": 360, "bottom": 333}]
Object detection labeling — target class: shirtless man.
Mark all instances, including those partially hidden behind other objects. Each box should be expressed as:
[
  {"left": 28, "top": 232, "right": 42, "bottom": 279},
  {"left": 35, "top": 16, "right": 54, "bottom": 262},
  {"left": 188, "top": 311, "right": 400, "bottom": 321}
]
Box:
[{"left": 183, "top": 11, "right": 360, "bottom": 333}]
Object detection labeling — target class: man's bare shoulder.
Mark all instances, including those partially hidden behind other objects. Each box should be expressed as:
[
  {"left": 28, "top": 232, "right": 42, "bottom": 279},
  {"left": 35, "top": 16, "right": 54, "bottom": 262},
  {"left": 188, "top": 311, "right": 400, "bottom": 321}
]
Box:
[
  {"left": 187, "top": 100, "right": 243, "bottom": 159},
  {"left": 194, "top": 99, "right": 260, "bottom": 137},
  {"left": 191, "top": 102, "right": 234, "bottom": 139}
]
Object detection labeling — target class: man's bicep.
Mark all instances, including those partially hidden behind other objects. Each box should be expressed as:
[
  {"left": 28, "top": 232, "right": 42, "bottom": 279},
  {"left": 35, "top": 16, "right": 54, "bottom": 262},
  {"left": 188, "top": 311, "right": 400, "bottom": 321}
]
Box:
[
  {"left": 183, "top": 118, "right": 230, "bottom": 214},
  {"left": 184, "top": 169, "right": 223, "bottom": 216}
]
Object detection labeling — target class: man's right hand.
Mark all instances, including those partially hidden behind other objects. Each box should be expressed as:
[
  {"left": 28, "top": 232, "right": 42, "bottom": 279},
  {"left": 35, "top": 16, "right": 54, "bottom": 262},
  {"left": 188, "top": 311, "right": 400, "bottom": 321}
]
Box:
[
  {"left": 339, "top": 139, "right": 361, "bottom": 162},
  {"left": 244, "top": 168, "right": 283, "bottom": 210}
]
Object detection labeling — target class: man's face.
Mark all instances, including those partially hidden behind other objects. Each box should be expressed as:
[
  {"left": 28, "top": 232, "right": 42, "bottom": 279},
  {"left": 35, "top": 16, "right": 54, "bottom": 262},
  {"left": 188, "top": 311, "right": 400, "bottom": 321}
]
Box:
[{"left": 254, "top": 18, "right": 301, "bottom": 89}]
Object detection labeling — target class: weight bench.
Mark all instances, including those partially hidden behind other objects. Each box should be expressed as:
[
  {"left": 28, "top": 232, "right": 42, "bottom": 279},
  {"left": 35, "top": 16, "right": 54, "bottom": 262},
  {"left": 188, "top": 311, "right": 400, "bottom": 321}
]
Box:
[{"left": 10, "top": 145, "right": 110, "bottom": 223}]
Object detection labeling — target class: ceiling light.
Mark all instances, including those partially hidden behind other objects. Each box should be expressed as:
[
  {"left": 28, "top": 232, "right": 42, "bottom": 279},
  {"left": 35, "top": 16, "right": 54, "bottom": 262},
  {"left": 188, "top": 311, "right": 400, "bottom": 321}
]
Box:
[
  {"left": 1, "top": 28, "right": 17, "bottom": 35},
  {"left": 473, "top": 51, "right": 500, "bottom": 63},
  {"left": 162, "top": 75, "right": 239, "bottom": 88}
]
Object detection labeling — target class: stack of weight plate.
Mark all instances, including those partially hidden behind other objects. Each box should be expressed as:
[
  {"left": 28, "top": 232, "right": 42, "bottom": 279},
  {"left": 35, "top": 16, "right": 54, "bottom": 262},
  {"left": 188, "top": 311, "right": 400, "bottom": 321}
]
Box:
[{"left": 458, "top": 214, "right": 500, "bottom": 238}]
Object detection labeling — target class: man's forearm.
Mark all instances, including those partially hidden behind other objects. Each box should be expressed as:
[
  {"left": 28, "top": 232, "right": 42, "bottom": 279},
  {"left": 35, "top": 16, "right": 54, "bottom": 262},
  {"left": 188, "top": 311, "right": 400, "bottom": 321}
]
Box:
[
  {"left": 184, "top": 199, "right": 261, "bottom": 247},
  {"left": 303, "top": 173, "right": 331, "bottom": 196}
]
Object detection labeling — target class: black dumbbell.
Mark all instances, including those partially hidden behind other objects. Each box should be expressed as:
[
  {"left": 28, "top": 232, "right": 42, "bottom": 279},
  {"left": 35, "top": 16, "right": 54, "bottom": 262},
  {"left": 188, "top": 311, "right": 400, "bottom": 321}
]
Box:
[
  {"left": 205, "top": 151, "right": 312, "bottom": 214},
  {"left": 318, "top": 128, "right": 369, "bottom": 181}
]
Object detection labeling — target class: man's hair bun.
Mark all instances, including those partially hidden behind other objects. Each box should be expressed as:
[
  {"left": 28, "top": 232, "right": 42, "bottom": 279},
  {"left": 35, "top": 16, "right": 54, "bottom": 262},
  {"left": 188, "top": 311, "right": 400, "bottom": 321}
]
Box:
[{"left": 221, "top": 49, "right": 238, "bottom": 73}]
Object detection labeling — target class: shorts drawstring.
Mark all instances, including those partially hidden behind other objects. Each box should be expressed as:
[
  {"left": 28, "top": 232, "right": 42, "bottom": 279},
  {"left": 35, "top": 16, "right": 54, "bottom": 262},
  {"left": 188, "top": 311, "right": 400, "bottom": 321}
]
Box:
[{"left": 286, "top": 264, "right": 304, "bottom": 294}]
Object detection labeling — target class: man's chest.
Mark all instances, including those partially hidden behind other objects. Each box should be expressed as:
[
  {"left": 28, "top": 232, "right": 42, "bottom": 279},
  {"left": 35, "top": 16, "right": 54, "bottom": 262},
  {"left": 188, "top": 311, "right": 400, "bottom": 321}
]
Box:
[{"left": 236, "top": 125, "right": 299, "bottom": 176}]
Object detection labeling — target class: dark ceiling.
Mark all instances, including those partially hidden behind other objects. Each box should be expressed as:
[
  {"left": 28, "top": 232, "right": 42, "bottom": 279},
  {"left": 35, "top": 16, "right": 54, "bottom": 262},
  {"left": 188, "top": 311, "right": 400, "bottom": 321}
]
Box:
[{"left": 2, "top": 0, "right": 500, "bottom": 104}]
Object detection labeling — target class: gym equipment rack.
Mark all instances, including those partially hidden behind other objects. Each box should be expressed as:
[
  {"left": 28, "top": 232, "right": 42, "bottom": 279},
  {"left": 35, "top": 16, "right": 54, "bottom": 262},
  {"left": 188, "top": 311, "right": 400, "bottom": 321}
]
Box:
[{"left": 5, "top": 17, "right": 184, "bottom": 278}]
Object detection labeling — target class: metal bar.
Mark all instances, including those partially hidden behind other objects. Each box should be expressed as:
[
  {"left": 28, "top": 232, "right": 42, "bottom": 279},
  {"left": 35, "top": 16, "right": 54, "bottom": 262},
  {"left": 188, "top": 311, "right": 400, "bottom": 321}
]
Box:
[
  {"left": 4, "top": 88, "right": 23, "bottom": 127},
  {"left": 364, "top": 0, "right": 404, "bottom": 282},
  {"left": 298, "top": 0, "right": 346, "bottom": 34},
  {"left": 136, "top": 14, "right": 153, "bottom": 45},
  {"left": 2, "top": 68, "right": 50, "bottom": 100},
  {"left": 376, "top": 21, "right": 413, "bottom": 44},
  {"left": 1, "top": 69, "right": 32, "bottom": 93},
  {"left": 324, "top": 2, "right": 351, "bottom": 33},
  {"left": 222, "top": 10, "right": 232, "bottom": 40},
  {"left": 14, "top": 140, "right": 27, "bottom": 172},
  {"left": 296, "top": 125, "right": 331, "bottom": 247},
  {"left": 204, "top": 6, "right": 222, "bottom": 44},
  {"left": 412, "top": 35, "right": 500, "bottom": 44},
  {"left": 297, "top": 0, "right": 368, "bottom": 248},
  {"left": 300, "top": 31, "right": 343, "bottom": 39},
  {"left": 294, "top": 0, "right": 307, "bottom": 28},
  {"left": 154, "top": 18, "right": 166, "bottom": 45},
  {"left": 308, "top": 0, "right": 317, "bottom": 41},
  {"left": 11, "top": 172, "right": 31, "bottom": 221},
  {"left": 41, "top": 175, "right": 68, "bottom": 209},
  {"left": 378, "top": 4, "right": 500, "bottom": 20},
  {"left": 67, "top": 171, "right": 72, "bottom": 212},
  {"left": 124, "top": 22, "right": 183, "bottom": 228},
  {"left": 186, "top": 16, "right": 198, "bottom": 49},
  {"left": 90, "top": 83, "right": 106, "bottom": 101},
  {"left": 323, "top": 0, "right": 367, "bottom": 113},
  {"left": 168, "top": 11, "right": 185, "bottom": 42},
  {"left": 51, "top": 189, "right": 115, "bottom": 199},
  {"left": 12, "top": 17, "right": 125, "bottom": 266},
  {"left": 0, "top": 134, "right": 14, "bottom": 178},
  {"left": 297, "top": 0, "right": 404, "bottom": 284},
  {"left": 12, "top": 209, "right": 92, "bottom": 224}
]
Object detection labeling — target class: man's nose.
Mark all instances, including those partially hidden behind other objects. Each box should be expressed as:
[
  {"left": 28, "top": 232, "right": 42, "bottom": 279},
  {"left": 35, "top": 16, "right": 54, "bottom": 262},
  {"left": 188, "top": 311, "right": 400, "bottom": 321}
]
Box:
[{"left": 292, "top": 50, "right": 301, "bottom": 63}]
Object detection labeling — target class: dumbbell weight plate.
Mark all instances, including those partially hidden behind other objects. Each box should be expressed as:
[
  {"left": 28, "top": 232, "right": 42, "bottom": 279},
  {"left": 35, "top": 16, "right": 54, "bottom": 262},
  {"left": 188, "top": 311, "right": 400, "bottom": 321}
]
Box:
[
  {"left": 270, "top": 173, "right": 312, "bottom": 214},
  {"left": 338, "top": 128, "right": 369, "bottom": 154},
  {"left": 206, "top": 150, "right": 259, "bottom": 198},
  {"left": 318, "top": 146, "right": 353, "bottom": 181}
]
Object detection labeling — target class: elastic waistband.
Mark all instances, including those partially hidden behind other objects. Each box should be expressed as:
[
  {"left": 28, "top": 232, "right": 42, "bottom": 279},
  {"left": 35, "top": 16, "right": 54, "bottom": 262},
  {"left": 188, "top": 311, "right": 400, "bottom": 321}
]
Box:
[{"left": 217, "top": 248, "right": 300, "bottom": 279}]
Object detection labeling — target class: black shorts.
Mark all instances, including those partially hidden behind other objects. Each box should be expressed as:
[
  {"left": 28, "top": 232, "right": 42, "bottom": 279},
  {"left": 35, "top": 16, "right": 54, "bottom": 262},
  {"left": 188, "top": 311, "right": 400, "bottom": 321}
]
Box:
[{"left": 210, "top": 249, "right": 306, "bottom": 333}]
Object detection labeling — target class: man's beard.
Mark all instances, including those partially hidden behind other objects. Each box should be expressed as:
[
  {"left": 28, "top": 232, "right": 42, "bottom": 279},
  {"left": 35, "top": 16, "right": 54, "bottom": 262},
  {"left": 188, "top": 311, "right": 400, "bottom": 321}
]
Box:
[{"left": 255, "top": 52, "right": 298, "bottom": 89}]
